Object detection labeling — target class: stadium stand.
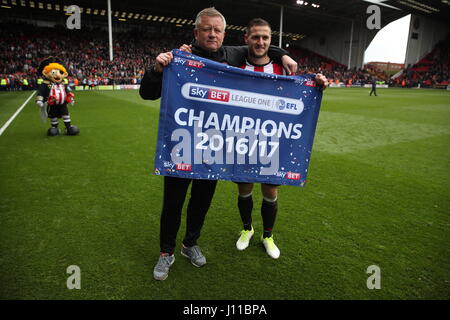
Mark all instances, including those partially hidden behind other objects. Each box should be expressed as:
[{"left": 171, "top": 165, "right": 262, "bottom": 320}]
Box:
[
  {"left": 0, "top": 20, "right": 448, "bottom": 90},
  {"left": 287, "top": 46, "right": 388, "bottom": 86},
  {"left": 393, "top": 36, "right": 450, "bottom": 88},
  {"left": 0, "top": 22, "right": 190, "bottom": 89}
]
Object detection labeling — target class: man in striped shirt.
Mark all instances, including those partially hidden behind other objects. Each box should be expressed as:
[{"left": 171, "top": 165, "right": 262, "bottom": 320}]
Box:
[
  {"left": 239, "top": 19, "right": 286, "bottom": 76},
  {"left": 141, "top": 8, "right": 299, "bottom": 281},
  {"left": 235, "top": 18, "right": 328, "bottom": 259}
]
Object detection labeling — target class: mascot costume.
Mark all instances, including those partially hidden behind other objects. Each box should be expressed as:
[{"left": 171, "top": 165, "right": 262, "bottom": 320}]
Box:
[{"left": 36, "top": 57, "right": 79, "bottom": 136}]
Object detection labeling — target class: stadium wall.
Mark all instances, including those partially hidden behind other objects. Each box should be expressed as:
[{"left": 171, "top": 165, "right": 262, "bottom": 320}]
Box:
[
  {"left": 404, "top": 14, "right": 450, "bottom": 67},
  {"left": 297, "top": 18, "right": 378, "bottom": 69}
]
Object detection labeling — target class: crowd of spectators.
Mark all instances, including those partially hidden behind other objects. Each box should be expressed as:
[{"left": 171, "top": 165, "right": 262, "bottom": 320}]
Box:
[
  {"left": 393, "top": 37, "right": 449, "bottom": 88},
  {"left": 287, "top": 46, "right": 389, "bottom": 86},
  {"left": 287, "top": 39, "right": 449, "bottom": 88},
  {"left": 0, "top": 21, "right": 448, "bottom": 91},
  {"left": 0, "top": 22, "right": 190, "bottom": 90}
]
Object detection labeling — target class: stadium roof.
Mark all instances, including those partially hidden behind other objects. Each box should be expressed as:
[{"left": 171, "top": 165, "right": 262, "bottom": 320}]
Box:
[
  {"left": 80, "top": 0, "right": 450, "bottom": 33},
  {"left": 1, "top": 0, "right": 449, "bottom": 41}
]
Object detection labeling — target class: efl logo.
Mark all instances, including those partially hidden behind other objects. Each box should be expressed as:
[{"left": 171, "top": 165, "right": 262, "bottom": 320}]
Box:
[
  {"left": 175, "top": 163, "right": 192, "bottom": 171},
  {"left": 276, "top": 99, "right": 297, "bottom": 111},
  {"left": 189, "top": 86, "right": 230, "bottom": 102},
  {"left": 286, "top": 172, "right": 301, "bottom": 180},
  {"left": 187, "top": 60, "right": 205, "bottom": 68}
]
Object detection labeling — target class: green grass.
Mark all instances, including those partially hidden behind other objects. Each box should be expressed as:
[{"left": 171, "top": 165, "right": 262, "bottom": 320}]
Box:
[{"left": 0, "top": 88, "right": 449, "bottom": 300}]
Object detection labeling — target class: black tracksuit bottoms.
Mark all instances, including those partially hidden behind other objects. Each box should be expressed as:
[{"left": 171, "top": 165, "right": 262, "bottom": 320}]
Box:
[{"left": 160, "top": 176, "right": 218, "bottom": 254}]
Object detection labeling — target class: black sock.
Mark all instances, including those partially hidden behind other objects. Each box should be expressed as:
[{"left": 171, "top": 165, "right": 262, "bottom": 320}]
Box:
[
  {"left": 238, "top": 194, "right": 253, "bottom": 230},
  {"left": 63, "top": 116, "right": 71, "bottom": 130},
  {"left": 51, "top": 118, "right": 58, "bottom": 128},
  {"left": 261, "top": 198, "right": 278, "bottom": 238}
]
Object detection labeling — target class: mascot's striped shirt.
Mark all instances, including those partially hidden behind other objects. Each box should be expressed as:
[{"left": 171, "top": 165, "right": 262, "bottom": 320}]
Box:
[{"left": 50, "top": 83, "right": 67, "bottom": 105}]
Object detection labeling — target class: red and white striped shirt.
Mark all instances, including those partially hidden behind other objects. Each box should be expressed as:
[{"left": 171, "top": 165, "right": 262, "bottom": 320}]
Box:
[
  {"left": 50, "top": 84, "right": 67, "bottom": 104},
  {"left": 240, "top": 60, "right": 285, "bottom": 75}
]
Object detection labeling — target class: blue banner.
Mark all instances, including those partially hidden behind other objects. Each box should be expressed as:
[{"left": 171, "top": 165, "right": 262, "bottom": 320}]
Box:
[{"left": 153, "top": 49, "right": 323, "bottom": 186}]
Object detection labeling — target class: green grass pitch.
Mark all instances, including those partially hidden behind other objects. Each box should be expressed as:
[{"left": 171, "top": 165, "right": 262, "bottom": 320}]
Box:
[{"left": 0, "top": 88, "right": 449, "bottom": 299}]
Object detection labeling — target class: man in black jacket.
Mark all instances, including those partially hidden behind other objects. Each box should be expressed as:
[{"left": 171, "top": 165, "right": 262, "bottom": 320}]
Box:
[
  {"left": 140, "top": 7, "right": 297, "bottom": 281},
  {"left": 370, "top": 78, "right": 377, "bottom": 96}
]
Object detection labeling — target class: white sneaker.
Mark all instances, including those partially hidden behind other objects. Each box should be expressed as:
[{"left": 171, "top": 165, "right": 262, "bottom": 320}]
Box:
[
  {"left": 262, "top": 236, "right": 280, "bottom": 259},
  {"left": 236, "top": 227, "right": 254, "bottom": 250}
]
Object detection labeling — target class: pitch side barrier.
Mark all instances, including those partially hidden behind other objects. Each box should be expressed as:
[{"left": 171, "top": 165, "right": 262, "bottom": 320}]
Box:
[
  {"left": 76, "top": 84, "right": 394, "bottom": 90},
  {"left": 328, "top": 83, "right": 389, "bottom": 88},
  {"left": 329, "top": 84, "right": 450, "bottom": 89},
  {"left": 75, "top": 85, "right": 140, "bottom": 91},
  {"left": 363, "top": 84, "right": 389, "bottom": 88},
  {"left": 75, "top": 84, "right": 450, "bottom": 90}
]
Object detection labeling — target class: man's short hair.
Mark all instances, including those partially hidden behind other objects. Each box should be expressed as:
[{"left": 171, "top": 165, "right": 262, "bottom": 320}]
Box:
[
  {"left": 195, "top": 7, "right": 227, "bottom": 30},
  {"left": 246, "top": 18, "right": 271, "bottom": 35}
]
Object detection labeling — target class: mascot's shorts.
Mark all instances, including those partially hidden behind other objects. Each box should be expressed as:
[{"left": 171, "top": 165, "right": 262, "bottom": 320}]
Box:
[{"left": 47, "top": 103, "right": 69, "bottom": 118}]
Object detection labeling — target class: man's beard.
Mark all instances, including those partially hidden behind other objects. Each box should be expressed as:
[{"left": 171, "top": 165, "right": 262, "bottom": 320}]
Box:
[{"left": 249, "top": 48, "right": 268, "bottom": 59}]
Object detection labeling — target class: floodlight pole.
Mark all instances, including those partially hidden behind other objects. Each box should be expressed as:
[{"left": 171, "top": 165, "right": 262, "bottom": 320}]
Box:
[
  {"left": 279, "top": 5, "right": 284, "bottom": 48},
  {"left": 107, "top": 0, "right": 113, "bottom": 61},
  {"left": 347, "top": 20, "right": 354, "bottom": 70}
]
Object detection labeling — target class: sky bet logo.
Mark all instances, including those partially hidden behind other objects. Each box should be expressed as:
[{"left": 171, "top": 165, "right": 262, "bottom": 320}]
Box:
[
  {"left": 182, "top": 83, "right": 304, "bottom": 115},
  {"left": 175, "top": 163, "right": 192, "bottom": 171},
  {"left": 189, "top": 86, "right": 230, "bottom": 102},
  {"left": 286, "top": 171, "right": 301, "bottom": 180},
  {"left": 187, "top": 60, "right": 205, "bottom": 68},
  {"left": 173, "top": 57, "right": 205, "bottom": 69}
]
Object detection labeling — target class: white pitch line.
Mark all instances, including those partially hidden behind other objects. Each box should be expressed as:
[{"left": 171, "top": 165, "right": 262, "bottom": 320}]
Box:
[{"left": 0, "top": 91, "right": 36, "bottom": 137}]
